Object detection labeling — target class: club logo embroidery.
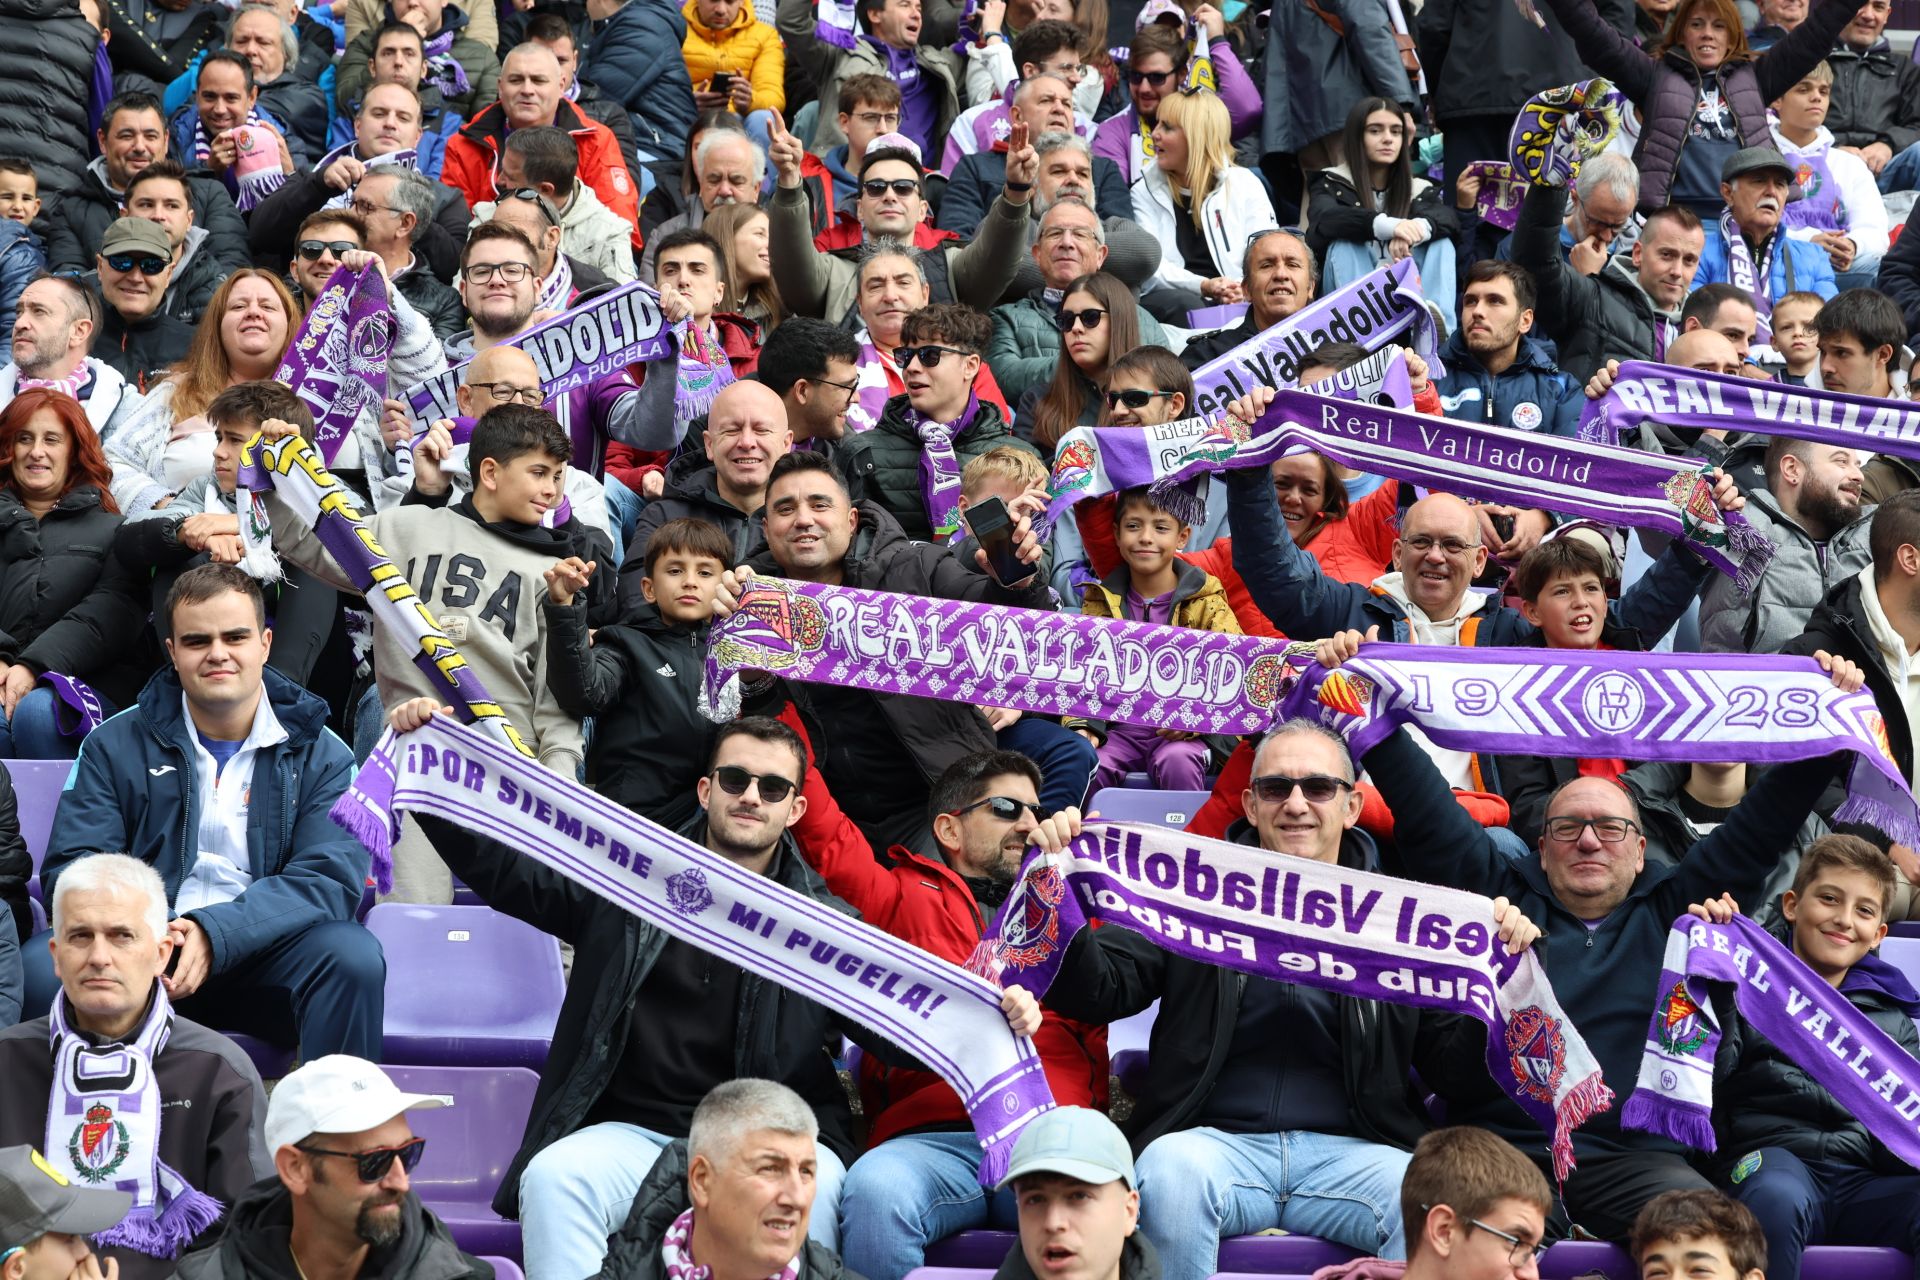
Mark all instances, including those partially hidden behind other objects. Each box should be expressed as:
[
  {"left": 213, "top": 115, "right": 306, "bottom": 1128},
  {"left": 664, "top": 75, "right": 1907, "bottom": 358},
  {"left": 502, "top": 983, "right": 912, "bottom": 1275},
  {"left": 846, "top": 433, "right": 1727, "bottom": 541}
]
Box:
[
  {"left": 1505, "top": 1006, "right": 1567, "bottom": 1105},
  {"left": 665, "top": 868, "right": 715, "bottom": 918},
  {"left": 1315, "top": 670, "right": 1374, "bottom": 717},
  {"left": 714, "top": 581, "right": 828, "bottom": 674},
  {"left": 1657, "top": 979, "right": 1710, "bottom": 1055},
  {"left": 1663, "top": 470, "right": 1722, "bottom": 528},
  {"left": 1242, "top": 654, "right": 1289, "bottom": 710},
  {"left": 996, "top": 865, "right": 1066, "bottom": 970},
  {"left": 1049, "top": 438, "right": 1098, "bottom": 499},
  {"left": 1180, "top": 415, "right": 1251, "bottom": 467},
  {"left": 1864, "top": 711, "right": 1897, "bottom": 764},
  {"left": 68, "top": 1103, "right": 129, "bottom": 1183}
]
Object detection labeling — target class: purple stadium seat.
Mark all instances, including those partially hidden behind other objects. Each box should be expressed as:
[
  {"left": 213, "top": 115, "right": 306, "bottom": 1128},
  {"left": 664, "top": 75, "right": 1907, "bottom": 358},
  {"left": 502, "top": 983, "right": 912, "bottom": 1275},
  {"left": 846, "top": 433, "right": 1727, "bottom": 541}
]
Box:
[
  {"left": 1890, "top": 921, "right": 1920, "bottom": 938},
  {"left": 924, "top": 1232, "right": 1016, "bottom": 1267},
  {"left": 1207, "top": 1274, "right": 1316, "bottom": 1279},
  {"left": 225, "top": 1032, "right": 296, "bottom": 1080},
  {"left": 1109, "top": 1000, "right": 1158, "bottom": 1097},
  {"left": 365, "top": 904, "right": 563, "bottom": 1068},
  {"left": 8, "top": 758, "right": 68, "bottom": 900},
  {"left": 1800, "top": 1247, "right": 1911, "bottom": 1280},
  {"left": 386, "top": 1065, "right": 540, "bottom": 1262},
  {"left": 1088, "top": 788, "right": 1211, "bottom": 828},
  {"left": 1879, "top": 937, "right": 1920, "bottom": 990},
  {"left": 1539, "top": 1240, "right": 1632, "bottom": 1279},
  {"left": 479, "top": 1259, "right": 524, "bottom": 1280},
  {"left": 904, "top": 1271, "right": 994, "bottom": 1280},
  {"left": 1216, "top": 1235, "right": 1362, "bottom": 1272}
]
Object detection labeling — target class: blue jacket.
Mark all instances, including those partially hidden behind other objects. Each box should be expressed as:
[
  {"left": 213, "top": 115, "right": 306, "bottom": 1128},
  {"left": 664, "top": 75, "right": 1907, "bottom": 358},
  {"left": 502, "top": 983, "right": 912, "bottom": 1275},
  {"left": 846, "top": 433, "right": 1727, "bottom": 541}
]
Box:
[
  {"left": 325, "top": 109, "right": 459, "bottom": 179},
  {"left": 167, "top": 101, "right": 298, "bottom": 176},
  {"left": 45, "top": 665, "right": 365, "bottom": 976},
  {"left": 583, "top": 0, "right": 698, "bottom": 161},
  {"left": 0, "top": 217, "right": 44, "bottom": 338},
  {"left": 1431, "top": 330, "right": 1583, "bottom": 436},
  {"left": 1692, "top": 223, "right": 1838, "bottom": 301}
]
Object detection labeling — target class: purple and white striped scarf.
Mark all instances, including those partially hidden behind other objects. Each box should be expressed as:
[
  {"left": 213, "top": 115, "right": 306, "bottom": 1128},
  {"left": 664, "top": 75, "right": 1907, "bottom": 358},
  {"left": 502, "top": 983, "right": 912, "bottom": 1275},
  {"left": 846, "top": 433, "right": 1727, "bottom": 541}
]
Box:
[
  {"left": 536, "top": 253, "right": 574, "bottom": 315},
  {"left": 1621, "top": 913, "right": 1920, "bottom": 1170},
  {"left": 1275, "top": 644, "right": 1920, "bottom": 848},
  {"left": 912, "top": 391, "right": 977, "bottom": 543},
  {"left": 972, "top": 824, "right": 1610, "bottom": 1180},
  {"left": 341, "top": 712, "right": 1056, "bottom": 1185},
  {"left": 843, "top": 331, "right": 894, "bottom": 435},
  {"left": 274, "top": 262, "right": 395, "bottom": 464},
  {"left": 1720, "top": 208, "right": 1777, "bottom": 343},
  {"left": 46, "top": 985, "right": 222, "bottom": 1258},
  {"left": 660, "top": 1209, "right": 801, "bottom": 1280},
  {"left": 316, "top": 142, "right": 419, "bottom": 211},
  {"left": 421, "top": 28, "right": 471, "bottom": 100}
]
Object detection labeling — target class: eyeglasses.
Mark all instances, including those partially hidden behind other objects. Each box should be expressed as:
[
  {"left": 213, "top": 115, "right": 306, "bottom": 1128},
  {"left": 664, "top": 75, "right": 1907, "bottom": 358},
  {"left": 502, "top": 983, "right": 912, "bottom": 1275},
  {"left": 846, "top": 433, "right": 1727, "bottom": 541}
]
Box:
[
  {"left": 297, "top": 1137, "right": 427, "bottom": 1183},
  {"left": 851, "top": 110, "right": 902, "bottom": 128},
  {"left": 1400, "top": 533, "right": 1478, "bottom": 557},
  {"left": 1542, "top": 816, "right": 1642, "bottom": 844},
  {"left": 296, "top": 240, "right": 358, "bottom": 262},
  {"left": 462, "top": 261, "right": 534, "bottom": 284},
  {"left": 1126, "top": 68, "right": 1176, "bottom": 87},
  {"left": 896, "top": 344, "right": 971, "bottom": 369},
  {"left": 1042, "top": 62, "right": 1086, "bottom": 81},
  {"left": 472, "top": 381, "right": 545, "bottom": 406},
  {"left": 1038, "top": 226, "right": 1098, "bottom": 244},
  {"left": 502, "top": 187, "right": 561, "bottom": 227},
  {"left": 813, "top": 376, "right": 860, "bottom": 399},
  {"left": 860, "top": 177, "right": 922, "bottom": 198},
  {"left": 104, "top": 252, "right": 170, "bottom": 275},
  {"left": 1467, "top": 1217, "right": 1549, "bottom": 1268},
  {"left": 1248, "top": 774, "right": 1353, "bottom": 804},
  {"left": 1052, "top": 307, "right": 1108, "bottom": 333},
  {"left": 951, "top": 795, "right": 1049, "bottom": 822},
  {"left": 349, "top": 200, "right": 400, "bottom": 218},
  {"left": 711, "top": 765, "right": 798, "bottom": 803},
  {"left": 1105, "top": 388, "right": 1177, "bottom": 409}
]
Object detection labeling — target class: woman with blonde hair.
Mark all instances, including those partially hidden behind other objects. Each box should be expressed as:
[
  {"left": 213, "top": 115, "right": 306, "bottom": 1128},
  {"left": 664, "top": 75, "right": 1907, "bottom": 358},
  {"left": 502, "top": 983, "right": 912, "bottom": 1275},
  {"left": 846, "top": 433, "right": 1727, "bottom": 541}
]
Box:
[
  {"left": 706, "top": 202, "right": 786, "bottom": 332},
  {"left": 1130, "top": 88, "right": 1279, "bottom": 324}
]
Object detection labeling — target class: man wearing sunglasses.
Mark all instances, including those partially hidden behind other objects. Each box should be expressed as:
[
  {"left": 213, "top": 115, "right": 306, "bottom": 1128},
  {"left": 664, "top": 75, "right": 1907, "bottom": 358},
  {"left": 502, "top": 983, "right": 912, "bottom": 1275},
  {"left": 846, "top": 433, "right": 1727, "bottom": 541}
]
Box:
[
  {"left": 175, "top": 1055, "right": 490, "bottom": 1280},
  {"left": 87, "top": 217, "right": 193, "bottom": 392},
  {"left": 489, "top": 127, "right": 634, "bottom": 289},
  {"left": 1027, "top": 721, "right": 1544, "bottom": 1279}
]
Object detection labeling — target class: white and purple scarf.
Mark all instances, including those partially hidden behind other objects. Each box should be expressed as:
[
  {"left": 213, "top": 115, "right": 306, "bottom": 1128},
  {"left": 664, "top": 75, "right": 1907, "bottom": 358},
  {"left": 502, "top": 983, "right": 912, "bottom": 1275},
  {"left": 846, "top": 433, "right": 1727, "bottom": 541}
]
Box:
[
  {"left": 316, "top": 141, "right": 419, "bottom": 211},
  {"left": 812, "top": 0, "right": 859, "bottom": 50},
  {"left": 843, "top": 331, "right": 894, "bottom": 435},
  {"left": 1621, "top": 913, "right": 1920, "bottom": 1170},
  {"left": 274, "top": 262, "right": 395, "bottom": 464},
  {"left": 421, "top": 28, "right": 471, "bottom": 100},
  {"left": 536, "top": 253, "right": 574, "bottom": 316},
  {"left": 46, "top": 986, "right": 222, "bottom": 1258},
  {"left": 1719, "top": 207, "right": 1778, "bottom": 343},
  {"left": 38, "top": 672, "right": 106, "bottom": 739},
  {"left": 911, "top": 391, "right": 976, "bottom": 543},
  {"left": 194, "top": 115, "right": 287, "bottom": 212},
  {"left": 660, "top": 1209, "right": 802, "bottom": 1280},
  {"left": 1507, "top": 79, "right": 1627, "bottom": 191},
  {"left": 675, "top": 317, "right": 737, "bottom": 438}
]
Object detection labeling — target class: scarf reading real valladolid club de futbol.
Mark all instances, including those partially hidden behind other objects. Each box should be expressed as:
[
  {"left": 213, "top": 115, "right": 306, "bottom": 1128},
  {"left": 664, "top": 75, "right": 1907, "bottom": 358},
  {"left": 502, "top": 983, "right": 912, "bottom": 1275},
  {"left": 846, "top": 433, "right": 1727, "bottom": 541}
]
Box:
[{"left": 252, "top": 257, "right": 1920, "bottom": 1186}]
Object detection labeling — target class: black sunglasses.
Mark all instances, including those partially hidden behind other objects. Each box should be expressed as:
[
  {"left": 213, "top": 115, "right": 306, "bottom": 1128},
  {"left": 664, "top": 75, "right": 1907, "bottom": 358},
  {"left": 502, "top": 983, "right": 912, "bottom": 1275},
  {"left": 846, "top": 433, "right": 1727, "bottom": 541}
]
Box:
[
  {"left": 1052, "top": 307, "right": 1108, "bottom": 333},
  {"left": 1248, "top": 773, "right": 1353, "bottom": 804},
  {"left": 296, "top": 240, "right": 358, "bottom": 262},
  {"left": 1126, "top": 68, "right": 1176, "bottom": 87},
  {"left": 860, "top": 177, "right": 922, "bottom": 198},
  {"left": 952, "top": 795, "right": 1050, "bottom": 823},
  {"left": 297, "top": 1137, "right": 426, "bottom": 1183},
  {"left": 1105, "top": 388, "right": 1177, "bottom": 409},
  {"left": 896, "top": 344, "right": 971, "bottom": 369},
  {"left": 711, "top": 765, "right": 798, "bottom": 803},
  {"left": 104, "top": 252, "right": 169, "bottom": 275},
  {"left": 502, "top": 187, "right": 561, "bottom": 227}
]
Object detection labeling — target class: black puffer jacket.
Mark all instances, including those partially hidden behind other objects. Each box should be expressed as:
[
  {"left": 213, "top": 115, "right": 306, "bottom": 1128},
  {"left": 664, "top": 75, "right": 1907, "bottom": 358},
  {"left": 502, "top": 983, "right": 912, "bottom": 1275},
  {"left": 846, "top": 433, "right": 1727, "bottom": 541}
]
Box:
[
  {"left": 1825, "top": 37, "right": 1920, "bottom": 155},
  {"left": 415, "top": 812, "right": 864, "bottom": 1220},
  {"left": 1418, "top": 0, "right": 1635, "bottom": 125},
  {"left": 593, "top": 1142, "right": 865, "bottom": 1280},
  {"left": 244, "top": 166, "right": 472, "bottom": 279},
  {"left": 841, "top": 395, "right": 1039, "bottom": 542},
  {"left": 615, "top": 451, "right": 763, "bottom": 619},
  {"left": 0, "top": 484, "right": 146, "bottom": 705},
  {"left": 395, "top": 265, "right": 467, "bottom": 341},
  {"left": 44, "top": 164, "right": 249, "bottom": 275},
  {"left": 0, "top": 767, "right": 29, "bottom": 944},
  {"left": 1710, "top": 914, "right": 1920, "bottom": 1175},
  {"left": 1044, "top": 821, "right": 1439, "bottom": 1153},
  {"left": 1782, "top": 573, "right": 1916, "bottom": 783},
  {"left": 176, "top": 1179, "right": 492, "bottom": 1280},
  {"left": 93, "top": 301, "right": 193, "bottom": 392},
  {"left": 255, "top": 75, "right": 329, "bottom": 167},
  {"left": 1304, "top": 166, "right": 1461, "bottom": 267},
  {"left": 1511, "top": 182, "right": 1677, "bottom": 384},
  {"left": 0, "top": 0, "right": 96, "bottom": 200}
]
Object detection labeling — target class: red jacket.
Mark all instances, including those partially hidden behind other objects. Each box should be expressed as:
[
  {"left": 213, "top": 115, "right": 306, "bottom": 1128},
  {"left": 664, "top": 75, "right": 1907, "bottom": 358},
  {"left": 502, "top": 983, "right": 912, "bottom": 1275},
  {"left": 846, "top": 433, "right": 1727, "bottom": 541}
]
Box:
[
  {"left": 776, "top": 706, "right": 1109, "bottom": 1146},
  {"left": 814, "top": 218, "right": 960, "bottom": 255},
  {"left": 442, "top": 100, "right": 641, "bottom": 247}
]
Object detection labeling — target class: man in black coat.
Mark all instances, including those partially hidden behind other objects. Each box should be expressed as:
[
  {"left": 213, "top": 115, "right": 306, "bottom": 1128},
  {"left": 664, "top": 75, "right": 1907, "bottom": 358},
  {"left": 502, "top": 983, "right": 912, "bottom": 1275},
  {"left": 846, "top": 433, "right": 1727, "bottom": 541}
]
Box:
[
  {"left": 0, "top": 0, "right": 99, "bottom": 201},
  {"left": 88, "top": 217, "right": 194, "bottom": 389}
]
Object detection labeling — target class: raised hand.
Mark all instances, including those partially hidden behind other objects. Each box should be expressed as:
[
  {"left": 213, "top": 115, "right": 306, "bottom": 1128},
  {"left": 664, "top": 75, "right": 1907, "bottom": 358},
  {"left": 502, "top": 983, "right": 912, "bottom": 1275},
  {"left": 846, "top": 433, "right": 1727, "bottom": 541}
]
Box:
[
  {"left": 544, "top": 555, "right": 596, "bottom": 605},
  {"left": 767, "top": 111, "right": 806, "bottom": 189}
]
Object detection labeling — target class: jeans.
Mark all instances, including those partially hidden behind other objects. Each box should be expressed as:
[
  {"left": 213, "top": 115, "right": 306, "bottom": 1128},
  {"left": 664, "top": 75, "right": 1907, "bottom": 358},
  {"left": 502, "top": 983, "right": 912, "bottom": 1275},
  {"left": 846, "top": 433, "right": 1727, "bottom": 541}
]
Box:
[
  {"left": 836, "top": 1131, "right": 1019, "bottom": 1280},
  {"left": 1728, "top": 1147, "right": 1920, "bottom": 1280},
  {"left": 1134, "top": 1127, "right": 1411, "bottom": 1280},
  {"left": 997, "top": 717, "right": 1099, "bottom": 815},
  {"left": 1322, "top": 239, "right": 1457, "bottom": 336},
  {"left": 601, "top": 472, "right": 643, "bottom": 569},
  {"left": 351, "top": 683, "right": 385, "bottom": 765},
  {"left": 1878, "top": 139, "right": 1920, "bottom": 194},
  {"left": 520, "top": 1120, "right": 847, "bottom": 1280},
  {"left": 0, "top": 686, "right": 104, "bottom": 760}
]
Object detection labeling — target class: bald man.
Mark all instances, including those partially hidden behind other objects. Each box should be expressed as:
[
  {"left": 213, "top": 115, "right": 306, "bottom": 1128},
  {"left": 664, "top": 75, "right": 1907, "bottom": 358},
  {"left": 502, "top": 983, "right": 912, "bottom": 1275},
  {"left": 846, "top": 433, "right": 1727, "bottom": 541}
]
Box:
[
  {"left": 615, "top": 380, "right": 791, "bottom": 619},
  {"left": 441, "top": 42, "right": 640, "bottom": 233},
  {"left": 1219, "top": 384, "right": 1739, "bottom": 796}
]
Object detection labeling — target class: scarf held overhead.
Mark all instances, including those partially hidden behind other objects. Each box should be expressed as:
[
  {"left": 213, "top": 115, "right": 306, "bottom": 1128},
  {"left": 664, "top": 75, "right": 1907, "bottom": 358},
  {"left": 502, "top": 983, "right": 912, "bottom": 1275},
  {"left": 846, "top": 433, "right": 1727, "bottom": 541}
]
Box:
[
  {"left": 972, "top": 825, "right": 1610, "bottom": 1180},
  {"left": 1276, "top": 644, "right": 1917, "bottom": 847},
  {"left": 1621, "top": 914, "right": 1920, "bottom": 1170},
  {"left": 275, "top": 263, "right": 395, "bottom": 465},
  {"left": 1580, "top": 361, "right": 1920, "bottom": 459},
  {"left": 1038, "top": 389, "right": 1772, "bottom": 588},
  {"left": 404, "top": 281, "right": 672, "bottom": 427},
  {"left": 342, "top": 713, "right": 1056, "bottom": 1185},
  {"left": 700, "top": 579, "right": 1306, "bottom": 735}
]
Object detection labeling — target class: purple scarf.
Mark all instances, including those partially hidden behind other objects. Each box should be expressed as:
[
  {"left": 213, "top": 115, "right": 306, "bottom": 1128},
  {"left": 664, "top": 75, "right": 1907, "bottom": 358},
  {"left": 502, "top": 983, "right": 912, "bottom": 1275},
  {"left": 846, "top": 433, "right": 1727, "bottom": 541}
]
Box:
[
  {"left": 1039, "top": 389, "right": 1773, "bottom": 590},
  {"left": 1579, "top": 361, "right": 1920, "bottom": 462},
  {"left": 911, "top": 391, "right": 977, "bottom": 543},
  {"left": 1274, "top": 644, "right": 1920, "bottom": 848},
  {"left": 421, "top": 28, "right": 471, "bottom": 100},
  {"left": 39, "top": 672, "right": 105, "bottom": 738},
  {"left": 1507, "top": 78, "right": 1629, "bottom": 190},
  {"left": 1780, "top": 146, "right": 1846, "bottom": 235},
  {"left": 971, "top": 824, "right": 1611, "bottom": 1179},
  {"left": 1719, "top": 208, "right": 1777, "bottom": 342},
  {"left": 1462, "top": 160, "right": 1524, "bottom": 231},
  {"left": 274, "top": 263, "right": 395, "bottom": 465},
  {"left": 1621, "top": 914, "right": 1920, "bottom": 1170}
]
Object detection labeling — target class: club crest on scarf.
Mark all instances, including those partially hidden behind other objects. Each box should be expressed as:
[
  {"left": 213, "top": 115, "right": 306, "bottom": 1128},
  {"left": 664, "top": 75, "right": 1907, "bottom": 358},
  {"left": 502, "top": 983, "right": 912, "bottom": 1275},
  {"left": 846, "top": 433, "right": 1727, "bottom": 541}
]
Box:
[
  {"left": 1181, "top": 415, "right": 1251, "bottom": 467},
  {"left": 1508, "top": 79, "right": 1625, "bottom": 189},
  {"left": 996, "top": 863, "right": 1066, "bottom": 970},
  {"left": 1316, "top": 670, "right": 1375, "bottom": 718},
  {"left": 1048, "top": 438, "right": 1099, "bottom": 498},
  {"left": 1657, "top": 979, "right": 1711, "bottom": 1055},
  {"left": 1864, "top": 710, "right": 1897, "bottom": 763},
  {"left": 69, "top": 1103, "right": 130, "bottom": 1183},
  {"left": 666, "top": 868, "right": 715, "bottom": 917},
  {"left": 1505, "top": 1005, "right": 1568, "bottom": 1106},
  {"left": 714, "top": 580, "right": 829, "bottom": 674}
]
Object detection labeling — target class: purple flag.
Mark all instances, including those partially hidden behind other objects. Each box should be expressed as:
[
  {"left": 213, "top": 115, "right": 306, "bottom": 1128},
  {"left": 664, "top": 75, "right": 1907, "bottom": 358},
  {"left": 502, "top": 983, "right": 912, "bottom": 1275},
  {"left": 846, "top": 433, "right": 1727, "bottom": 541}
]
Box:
[{"left": 274, "top": 263, "right": 395, "bottom": 465}]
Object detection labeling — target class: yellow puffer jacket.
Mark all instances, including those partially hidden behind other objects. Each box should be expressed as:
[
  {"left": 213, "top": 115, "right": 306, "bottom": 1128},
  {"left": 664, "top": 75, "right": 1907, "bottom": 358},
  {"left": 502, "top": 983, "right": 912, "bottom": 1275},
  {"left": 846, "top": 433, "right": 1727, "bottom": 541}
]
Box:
[
  {"left": 1081, "top": 560, "right": 1243, "bottom": 636},
  {"left": 681, "top": 0, "right": 785, "bottom": 113}
]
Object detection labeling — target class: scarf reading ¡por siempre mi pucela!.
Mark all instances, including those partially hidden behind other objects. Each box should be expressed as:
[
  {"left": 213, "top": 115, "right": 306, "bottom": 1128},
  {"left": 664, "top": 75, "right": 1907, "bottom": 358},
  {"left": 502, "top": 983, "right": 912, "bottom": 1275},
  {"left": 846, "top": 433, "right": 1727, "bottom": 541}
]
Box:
[
  {"left": 970, "top": 824, "right": 1610, "bottom": 1180},
  {"left": 235, "top": 430, "right": 538, "bottom": 892},
  {"left": 46, "top": 984, "right": 222, "bottom": 1257},
  {"left": 274, "top": 262, "right": 395, "bottom": 466},
  {"left": 338, "top": 712, "right": 1057, "bottom": 1186},
  {"left": 1579, "top": 361, "right": 1920, "bottom": 462},
  {"left": 1037, "top": 388, "right": 1774, "bottom": 590},
  {"left": 1620, "top": 913, "right": 1920, "bottom": 1170},
  {"left": 1274, "top": 644, "right": 1920, "bottom": 849}
]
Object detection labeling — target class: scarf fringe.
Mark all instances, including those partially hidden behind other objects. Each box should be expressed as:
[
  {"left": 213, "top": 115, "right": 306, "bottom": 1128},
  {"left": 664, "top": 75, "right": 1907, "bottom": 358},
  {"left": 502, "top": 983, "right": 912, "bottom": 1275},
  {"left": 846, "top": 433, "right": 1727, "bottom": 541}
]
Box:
[
  {"left": 1618, "top": 1090, "right": 1716, "bottom": 1154},
  {"left": 977, "top": 1135, "right": 1013, "bottom": 1189},
  {"left": 1551, "top": 1070, "right": 1616, "bottom": 1184},
  {"left": 330, "top": 759, "right": 399, "bottom": 894},
  {"left": 95, "top": 1182, "right": 223, "bottom": 1259},
  {"left": 1144, "top": 477, "right": 1209, "bottom": 530},
  {"left": 1834, "top": 788, "right": 1920, "bottom": 851},
  {"left": 236, "top": 166, "right": 288, "bottom": 213},
  {"left": 1726, "top": 516, "right": 1775, "bottom": 597}
]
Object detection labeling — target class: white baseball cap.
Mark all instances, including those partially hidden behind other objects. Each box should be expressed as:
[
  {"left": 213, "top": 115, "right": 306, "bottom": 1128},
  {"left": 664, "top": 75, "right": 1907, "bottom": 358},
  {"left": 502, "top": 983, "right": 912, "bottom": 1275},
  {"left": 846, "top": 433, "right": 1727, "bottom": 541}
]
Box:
[{"left": 264, "top": 1056, "right": 451, "bottom": 1154}]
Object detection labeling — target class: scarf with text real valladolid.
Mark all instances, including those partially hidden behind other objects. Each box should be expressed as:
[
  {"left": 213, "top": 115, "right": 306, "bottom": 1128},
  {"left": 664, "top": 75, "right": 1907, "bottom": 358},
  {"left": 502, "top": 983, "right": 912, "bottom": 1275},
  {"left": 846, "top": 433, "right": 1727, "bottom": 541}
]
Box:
[
  {"left": 971, "top": 825, "right": 1611, "bottom": 1180},
  {"left": 1621, "top": 914, "right": 1920, "bottom": 1170},
  {"left": 46, "top": 985, "right": 222, "bottom": 1257},
  {"left": 1274, "top": 645, "right": 1920, "bottom": 849},
  {"left": 1037, "top": 388, "right": 1774, "bottom": 590}
]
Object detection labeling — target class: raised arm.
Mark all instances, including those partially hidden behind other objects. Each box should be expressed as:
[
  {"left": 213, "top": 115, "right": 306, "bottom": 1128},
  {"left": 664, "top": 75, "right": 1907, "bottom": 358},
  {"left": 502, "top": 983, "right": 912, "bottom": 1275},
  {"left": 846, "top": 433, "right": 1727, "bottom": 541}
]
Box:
[
  {"left": 1225, "top": 467, "right": 1372, "bottom": 639},
  {"left": 1531, "top": 0, "right": 1658, "bottom": 102}
]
